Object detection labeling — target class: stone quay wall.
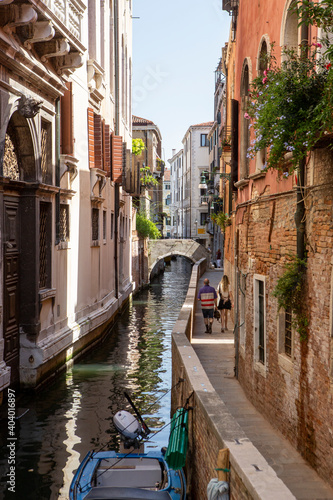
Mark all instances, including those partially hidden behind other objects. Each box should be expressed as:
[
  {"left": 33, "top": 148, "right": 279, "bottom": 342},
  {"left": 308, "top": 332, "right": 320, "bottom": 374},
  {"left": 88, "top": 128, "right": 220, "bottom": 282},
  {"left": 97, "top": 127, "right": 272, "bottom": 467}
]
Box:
[{"left": 171, "top": 259, "right": 295, "bottom": 500}]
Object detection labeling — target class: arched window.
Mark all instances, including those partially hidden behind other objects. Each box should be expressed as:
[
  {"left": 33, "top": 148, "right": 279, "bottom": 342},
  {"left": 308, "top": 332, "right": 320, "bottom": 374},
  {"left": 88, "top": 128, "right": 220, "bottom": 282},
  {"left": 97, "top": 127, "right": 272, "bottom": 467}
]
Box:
[
  {"left": 240, "top": 62, "right": 250, "bottom": 179},
  {"left": 256, "top": 38, "right": 269, "bottom": 171},
  {"left": 281, "top": 0, "right": 299, "bottom": 56}
]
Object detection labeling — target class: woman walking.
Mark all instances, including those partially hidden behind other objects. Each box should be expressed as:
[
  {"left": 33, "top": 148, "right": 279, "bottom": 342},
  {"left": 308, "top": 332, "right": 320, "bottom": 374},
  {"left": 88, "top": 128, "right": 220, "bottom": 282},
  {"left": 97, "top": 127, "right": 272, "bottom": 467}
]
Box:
[{"left": 217, "top": 275, "right": 233, "bottom": 332}]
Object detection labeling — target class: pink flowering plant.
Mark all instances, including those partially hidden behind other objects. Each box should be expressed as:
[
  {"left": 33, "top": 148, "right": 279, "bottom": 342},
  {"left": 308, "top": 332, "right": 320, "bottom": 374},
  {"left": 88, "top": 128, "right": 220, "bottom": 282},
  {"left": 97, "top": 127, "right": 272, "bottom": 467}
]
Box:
[{"left": 247, "top": 41, "right": 333, "bottom": 173}]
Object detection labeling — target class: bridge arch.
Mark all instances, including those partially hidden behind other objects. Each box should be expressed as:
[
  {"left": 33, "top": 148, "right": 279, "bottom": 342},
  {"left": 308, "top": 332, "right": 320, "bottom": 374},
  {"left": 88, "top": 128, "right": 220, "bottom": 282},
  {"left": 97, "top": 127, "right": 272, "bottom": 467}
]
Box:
[{"left": 148, "top": 239, "right": 209, "bottom": 279}]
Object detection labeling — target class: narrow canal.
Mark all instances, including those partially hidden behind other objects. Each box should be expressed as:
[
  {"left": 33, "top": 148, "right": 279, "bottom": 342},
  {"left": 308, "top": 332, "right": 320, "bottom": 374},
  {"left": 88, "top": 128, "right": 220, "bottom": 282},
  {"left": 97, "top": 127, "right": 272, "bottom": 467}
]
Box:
[{"left": 0, "top": 256, "right": 193, "bottom": 500}]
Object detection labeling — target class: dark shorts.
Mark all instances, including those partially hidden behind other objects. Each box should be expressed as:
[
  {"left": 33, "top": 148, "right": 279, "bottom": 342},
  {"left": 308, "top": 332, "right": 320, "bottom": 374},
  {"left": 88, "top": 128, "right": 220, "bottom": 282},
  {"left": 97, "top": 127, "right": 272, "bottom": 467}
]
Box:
[{"left": 202, "top": 309, "right": 214, "bottom": 319}]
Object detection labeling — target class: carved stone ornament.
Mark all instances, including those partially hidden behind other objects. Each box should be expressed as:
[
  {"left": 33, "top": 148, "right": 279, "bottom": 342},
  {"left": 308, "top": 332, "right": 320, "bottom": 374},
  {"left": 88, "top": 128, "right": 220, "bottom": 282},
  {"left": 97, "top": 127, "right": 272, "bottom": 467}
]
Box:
[{"left": 17, "top": 95, "right": 43, "bottom": 118}]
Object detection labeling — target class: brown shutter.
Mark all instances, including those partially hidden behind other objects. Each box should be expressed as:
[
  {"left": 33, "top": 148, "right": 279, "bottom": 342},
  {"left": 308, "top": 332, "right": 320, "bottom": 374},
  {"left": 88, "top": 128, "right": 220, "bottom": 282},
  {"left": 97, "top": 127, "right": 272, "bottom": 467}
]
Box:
[
  {"left": 60, "top": 82, "right": 73, "bottom": 155},
  {"left": 94, "top": 114, "right": 102, "bottom": 170},
  {"left": 231, "top": 98, "right": 239, "bottom": 189},
  {"left": 104, "top": 124, "right": 110, "bottom": 175},
  {"left": 87, "top": 108, "right": 95, "bottom": 169},
  {"left": 112, "top": 134, "right": 123, "bottom": 183}
]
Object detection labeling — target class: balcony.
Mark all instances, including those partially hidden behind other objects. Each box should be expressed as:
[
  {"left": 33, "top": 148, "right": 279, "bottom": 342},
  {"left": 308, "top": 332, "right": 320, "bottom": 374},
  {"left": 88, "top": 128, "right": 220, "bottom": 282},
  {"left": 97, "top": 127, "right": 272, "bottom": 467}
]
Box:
[
  {"left": 0, "top": 0, "right": 86, "bottom": 80},
  {"left": 222, "top": 0, "right": 239, "bottom": 15}
]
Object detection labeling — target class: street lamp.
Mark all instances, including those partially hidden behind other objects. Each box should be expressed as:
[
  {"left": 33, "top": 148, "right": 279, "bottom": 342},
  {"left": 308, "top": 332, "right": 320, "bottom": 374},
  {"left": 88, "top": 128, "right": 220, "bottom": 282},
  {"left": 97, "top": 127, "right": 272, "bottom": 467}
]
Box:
[{"left": 198, "top": 172, "right": 208, "bottom": 190}]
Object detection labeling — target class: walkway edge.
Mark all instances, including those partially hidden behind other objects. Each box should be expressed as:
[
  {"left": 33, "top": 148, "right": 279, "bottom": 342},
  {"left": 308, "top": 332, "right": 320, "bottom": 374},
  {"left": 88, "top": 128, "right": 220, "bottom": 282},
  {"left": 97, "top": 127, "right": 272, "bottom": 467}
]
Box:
[{"left": 171, "top": 259, "right": 295, "bottom": 500}]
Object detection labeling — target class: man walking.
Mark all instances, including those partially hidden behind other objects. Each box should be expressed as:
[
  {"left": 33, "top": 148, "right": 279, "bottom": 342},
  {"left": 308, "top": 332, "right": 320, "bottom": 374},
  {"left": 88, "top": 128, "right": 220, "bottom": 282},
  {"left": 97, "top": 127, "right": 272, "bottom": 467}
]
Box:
[{"left": 198, "top": 278, "right": 217, "bottom": 334}]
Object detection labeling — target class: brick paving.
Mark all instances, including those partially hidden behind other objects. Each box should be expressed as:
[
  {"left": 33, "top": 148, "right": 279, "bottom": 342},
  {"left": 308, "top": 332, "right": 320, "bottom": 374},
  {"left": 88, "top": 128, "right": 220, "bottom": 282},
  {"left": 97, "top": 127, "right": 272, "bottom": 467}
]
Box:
[{"left": 192, "top": 269, "right": 333, "bottom": 500}]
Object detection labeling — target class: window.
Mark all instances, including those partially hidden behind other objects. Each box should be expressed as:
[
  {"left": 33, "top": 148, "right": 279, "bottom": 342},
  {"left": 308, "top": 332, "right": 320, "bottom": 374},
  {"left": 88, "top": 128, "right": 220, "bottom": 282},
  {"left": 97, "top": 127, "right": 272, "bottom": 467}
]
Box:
[
  {"left": 256, "top": 40, "right": 268, "bottom": 171},
  {"left": 258, "top": 280, "right": 265, "bottom": 363},
  {"left": 92, "top": 208, "right": 99, "bottom": 241},
  {"left": 254, "top": 275, "right": 266, "bottom": 368},
  {"left": 59, "top": 204, "right": 70, "bottom": 242},
  {"left": 41, "top": 120, "right": 52, "bottom": 184},
  {"left": 240, "top": 61, "right": 251, "bottom": 178},
  {"left": 103, "top": 210, "right": 107, "bottom": 241},
  {"left": 277, "top": 306, "right": 294, "bottom": 371},
  {"left": 110, "top": 212, "right": 114, "bottom": 239},
  {"left": 239, "top": 271, "right": 246, "bottom": 348},
  {"left": 39, "top": 202, "right": 52, "bottom": 289},
  {"left": 200, "top": 134, "right": 209, "bottom": 147},
  {"left": 284, "top": 307, "right": 292, "bottom": 357},
  {"left": 200, "top": 212, "right": 208, "bottom": 225}
]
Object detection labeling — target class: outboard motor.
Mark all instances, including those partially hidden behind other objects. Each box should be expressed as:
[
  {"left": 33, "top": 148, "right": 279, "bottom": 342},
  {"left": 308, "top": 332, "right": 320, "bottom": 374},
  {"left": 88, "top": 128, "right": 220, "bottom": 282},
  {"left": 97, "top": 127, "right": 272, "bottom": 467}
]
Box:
[{"left": 113, "top": 410, "right": 143, "bottom": 448}]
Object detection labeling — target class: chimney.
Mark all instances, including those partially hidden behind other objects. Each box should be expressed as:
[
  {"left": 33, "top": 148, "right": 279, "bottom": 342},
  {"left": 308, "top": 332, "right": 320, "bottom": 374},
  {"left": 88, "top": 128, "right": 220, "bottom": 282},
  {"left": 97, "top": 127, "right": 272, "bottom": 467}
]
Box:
[{"left": 172, "top": 149, "right": 176, "bottom": 157}]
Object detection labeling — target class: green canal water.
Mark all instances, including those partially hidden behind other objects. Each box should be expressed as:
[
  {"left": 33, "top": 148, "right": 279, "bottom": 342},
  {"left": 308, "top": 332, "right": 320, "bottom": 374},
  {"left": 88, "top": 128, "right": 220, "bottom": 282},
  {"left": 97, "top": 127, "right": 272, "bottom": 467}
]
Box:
[{"left": 0, "top": 257, "right": 193, "bottom": 500}]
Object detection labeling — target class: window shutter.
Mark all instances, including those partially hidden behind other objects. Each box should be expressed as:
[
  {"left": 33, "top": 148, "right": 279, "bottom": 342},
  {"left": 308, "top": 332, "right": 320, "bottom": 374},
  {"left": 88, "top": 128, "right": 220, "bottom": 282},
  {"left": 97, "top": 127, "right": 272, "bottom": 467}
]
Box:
[
  {"left": 60, "top": 82, "right": 73, "bottom": 155},
  {"left": 88, "top": 108, "right": 95, "bottom": 169},
  {"left": 94, "top": 114, "right": 102, "bottom": 170},
  {"left": 231, "top": 99, "right": 239, "bottom": 189},
  {"left": 104, "top": 124, "right": 110, "bottom": 175},
  {"left": 111, "top": 134, "right": 123, "bottom": 183}
]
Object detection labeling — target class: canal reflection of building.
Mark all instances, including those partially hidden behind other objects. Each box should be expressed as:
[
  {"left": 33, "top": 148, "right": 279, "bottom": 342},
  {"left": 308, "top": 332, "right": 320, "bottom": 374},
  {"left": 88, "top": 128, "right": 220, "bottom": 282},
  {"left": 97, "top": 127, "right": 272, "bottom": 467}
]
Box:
[{"left": 0, "top": 257, "right": 193, "bottom": 499}]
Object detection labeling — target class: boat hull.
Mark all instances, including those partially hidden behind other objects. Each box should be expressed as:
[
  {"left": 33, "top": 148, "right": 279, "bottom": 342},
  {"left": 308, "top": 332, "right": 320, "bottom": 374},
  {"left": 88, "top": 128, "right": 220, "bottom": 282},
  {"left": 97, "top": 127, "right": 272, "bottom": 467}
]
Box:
[{"left": 69, "top": 450, "right": 186, "bottom": 500}]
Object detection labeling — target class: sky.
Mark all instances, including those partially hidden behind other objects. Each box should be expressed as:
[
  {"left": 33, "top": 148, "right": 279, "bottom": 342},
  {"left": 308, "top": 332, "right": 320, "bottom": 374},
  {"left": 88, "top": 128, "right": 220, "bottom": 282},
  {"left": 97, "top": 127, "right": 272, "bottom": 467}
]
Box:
[{"left": 132, "top": 0, "right": 231, "bottom": 164}]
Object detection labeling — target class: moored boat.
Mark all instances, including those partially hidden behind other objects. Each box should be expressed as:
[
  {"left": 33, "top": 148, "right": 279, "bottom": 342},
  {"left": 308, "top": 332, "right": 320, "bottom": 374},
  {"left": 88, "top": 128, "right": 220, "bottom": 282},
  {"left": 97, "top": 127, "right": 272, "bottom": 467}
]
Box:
[
  {"left": 69, "top": 397, "right": 187, "bottom": 500},
  {"left": 69, "top": 448, "right": 186, "bottom": 500}
]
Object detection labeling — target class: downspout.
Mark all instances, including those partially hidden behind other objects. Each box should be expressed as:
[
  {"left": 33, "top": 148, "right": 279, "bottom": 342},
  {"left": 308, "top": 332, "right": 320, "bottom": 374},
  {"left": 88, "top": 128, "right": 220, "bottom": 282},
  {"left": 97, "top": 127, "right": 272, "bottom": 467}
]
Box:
[
  {"left": 55, "top": 98, "right": 61, "bottom": 245},
  {"left": 114, "top": 0, "right": 119, "bottom": 298},
  {"left": 295, "top": 21, "right": 308, "bottom": 260}
]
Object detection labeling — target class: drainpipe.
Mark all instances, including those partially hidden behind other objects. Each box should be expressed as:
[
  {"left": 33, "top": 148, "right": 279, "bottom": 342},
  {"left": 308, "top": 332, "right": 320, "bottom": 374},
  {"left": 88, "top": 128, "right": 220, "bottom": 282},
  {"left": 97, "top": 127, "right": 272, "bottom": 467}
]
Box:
[
  {"left": 295, "top": 21, "right": 308, "bottom": 260},
  {"left": 55, "top": 98, "right": 61, "bottom": 245},
  {"left": 114, "top": 0, "right": 119, "bottom": 298}
]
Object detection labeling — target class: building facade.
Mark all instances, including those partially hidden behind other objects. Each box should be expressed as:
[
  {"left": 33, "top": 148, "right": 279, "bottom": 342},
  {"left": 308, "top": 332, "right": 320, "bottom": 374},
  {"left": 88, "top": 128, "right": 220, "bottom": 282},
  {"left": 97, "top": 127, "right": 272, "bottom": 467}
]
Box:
[
  {"left": 132, "top": 115, "right": 164, "bottom": 232},
  {"left": 222, "top": 0, "right": 333, "bottom": 487},
  {"left": 169, "top": 148, "right": 184, "bottom": 238},
  {"left": 162, "top": 168, "right": 171, "bottom": 238},
  {"left": 0, "top": 0, "right": 133, "bottom": 389},
  {"left": 182, "top": 123, "right": 213, "bottom": 245}
]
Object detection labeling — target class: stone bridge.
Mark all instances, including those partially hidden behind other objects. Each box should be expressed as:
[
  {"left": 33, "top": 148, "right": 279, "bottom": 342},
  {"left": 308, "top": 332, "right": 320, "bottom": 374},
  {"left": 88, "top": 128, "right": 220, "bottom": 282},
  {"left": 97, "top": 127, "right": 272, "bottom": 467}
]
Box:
[{"left": 148, "top": 239, "right": 209, "bottom": 277}]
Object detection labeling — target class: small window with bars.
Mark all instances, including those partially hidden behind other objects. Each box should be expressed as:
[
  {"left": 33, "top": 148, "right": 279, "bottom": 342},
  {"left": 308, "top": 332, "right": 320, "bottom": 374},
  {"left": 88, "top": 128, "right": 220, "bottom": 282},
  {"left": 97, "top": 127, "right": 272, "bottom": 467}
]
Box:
[
  {"left": 258, "top": 280, "right": 265, "bottom": 364},
  {"left": 59, "top": 205, "right": 70, "bottom": 242},
  {"left": 41, "top": 120, "right": 52, "bottom": 185},
  {"left": 92, "top": 208, "right": 99, "bottom": 241},
  {"left": 284, "top": 308, "right": 293, "bottom": 358},
  {"left": 39, "top": 202, "right": 52, "bottom": 289}
]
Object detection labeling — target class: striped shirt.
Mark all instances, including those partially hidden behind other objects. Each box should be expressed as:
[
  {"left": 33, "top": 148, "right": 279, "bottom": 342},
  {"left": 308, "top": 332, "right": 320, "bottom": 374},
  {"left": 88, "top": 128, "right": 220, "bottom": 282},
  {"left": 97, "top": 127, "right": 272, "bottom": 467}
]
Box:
[{"left": 198, "top": 285, "right": 217, "bottom": 310}]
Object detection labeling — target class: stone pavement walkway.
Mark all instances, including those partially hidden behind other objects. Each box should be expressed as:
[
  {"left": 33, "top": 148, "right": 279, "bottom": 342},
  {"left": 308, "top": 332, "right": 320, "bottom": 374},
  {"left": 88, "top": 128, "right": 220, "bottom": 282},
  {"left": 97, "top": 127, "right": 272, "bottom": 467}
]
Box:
[{"left": 192, "top": 269, "right": 333, "bottom": 500}]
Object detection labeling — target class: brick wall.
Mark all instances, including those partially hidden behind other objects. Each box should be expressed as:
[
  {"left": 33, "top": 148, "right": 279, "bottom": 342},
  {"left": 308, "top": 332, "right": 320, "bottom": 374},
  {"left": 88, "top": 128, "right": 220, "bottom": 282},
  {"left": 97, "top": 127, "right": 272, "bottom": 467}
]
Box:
[
  {"left": 232, "top": 148, "right": 333, "bottom": 487},
  {"left": 171, "top": 259, "right": 294, "bottom": 500}
]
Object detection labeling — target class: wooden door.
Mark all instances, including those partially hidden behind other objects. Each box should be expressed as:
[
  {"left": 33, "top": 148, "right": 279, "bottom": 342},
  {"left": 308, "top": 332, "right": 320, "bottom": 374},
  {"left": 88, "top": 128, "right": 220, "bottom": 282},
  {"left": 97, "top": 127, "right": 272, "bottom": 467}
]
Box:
[{"left": 3, "top": 198, "right": 20, "bottom": 385}]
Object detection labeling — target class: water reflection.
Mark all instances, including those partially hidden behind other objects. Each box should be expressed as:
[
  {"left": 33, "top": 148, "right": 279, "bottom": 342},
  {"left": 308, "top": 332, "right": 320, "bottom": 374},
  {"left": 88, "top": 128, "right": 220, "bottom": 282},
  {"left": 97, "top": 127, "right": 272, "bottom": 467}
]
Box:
[{"left": 0, "top": 256, "right": 192, "bottom": 499}]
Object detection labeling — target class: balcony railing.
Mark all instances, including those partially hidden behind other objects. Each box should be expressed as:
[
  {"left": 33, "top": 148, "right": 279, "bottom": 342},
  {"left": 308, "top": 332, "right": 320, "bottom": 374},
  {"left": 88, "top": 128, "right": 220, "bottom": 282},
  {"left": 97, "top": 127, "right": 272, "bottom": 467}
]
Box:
[
  {"left": 222, "top": 0, "right": 239, "bottom": 15},
  {"left": 43, "top": 0, "right": 85, "bottom": 42}
]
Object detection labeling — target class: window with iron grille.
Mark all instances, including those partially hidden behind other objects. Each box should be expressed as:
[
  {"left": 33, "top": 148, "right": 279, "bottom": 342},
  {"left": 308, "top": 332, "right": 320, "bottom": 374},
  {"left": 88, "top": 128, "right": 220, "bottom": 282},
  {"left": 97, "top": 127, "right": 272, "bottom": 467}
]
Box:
[
  {"left": 59, "top": 204, "right": 70, "bottom": 242},
  {"left": 39, "top": 202, "right": 52, "bottom": 289},
  {"left": 284, "top": 308, "right": 293, "bottom": 357},
  {"left": 92, "top": 208, "right": 99, "bottom": 241},
  {"left": 254, "top": 275, "right": 266, "bottom": 367},
  {"left": 258, "top": 280, "right": 265, "bottom": 363},
  {"left": 41, "top": 120, "right": 52, "bottom": 184},
  {"left": 103, "top": 210, "right": 107, "bottom": 240}
]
